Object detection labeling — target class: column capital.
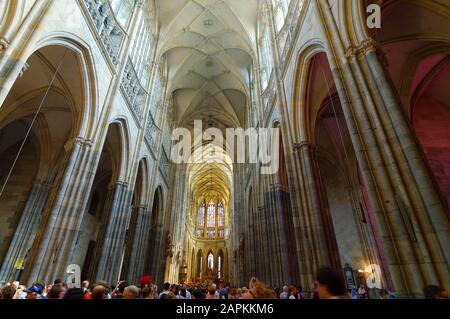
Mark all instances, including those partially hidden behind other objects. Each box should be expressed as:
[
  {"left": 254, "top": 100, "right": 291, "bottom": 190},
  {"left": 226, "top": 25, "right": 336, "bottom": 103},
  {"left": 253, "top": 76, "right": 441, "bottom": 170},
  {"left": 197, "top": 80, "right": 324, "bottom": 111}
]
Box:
[
  {"left": 293, "top": 141, "right": 315, "bottom": 152},
  {"left": 34, "top": 180, "right": 53, "bottom": 189},
  {"left": 345, "top": 38, "right": 379, "bottom": 60},
  {"left": 108, "top": 180, "right": 129, "bottom": 190},
  {"left": 0, "top": 37, "right": 10, "bottom": 54},
  {"left": 64, "top": 136, "right": 94, "bottom": 152}
]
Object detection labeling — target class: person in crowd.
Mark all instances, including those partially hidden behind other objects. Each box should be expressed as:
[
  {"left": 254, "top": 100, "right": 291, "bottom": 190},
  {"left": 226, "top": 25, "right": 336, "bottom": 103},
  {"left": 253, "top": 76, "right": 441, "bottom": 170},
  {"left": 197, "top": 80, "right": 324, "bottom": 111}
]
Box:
[
  {"left": 423, "top": 285, "right": 448, "bottom": 299},
  {"left": 315, "top": 267, "right": 348, "bottom": 299},
  {"left": 311, "top": 283, "right": 320, "bottom": 299},
  {"left": 42, "top": 284, "right": 53, "bottom": 298},
  {"left": 123, "top": 285, "right": 139, "bottom": 299},
  {"left": 192, "top": 289, "right": 204, "bottom": 300},
  {"left": 1, "top": 285, "right": 16, "bottom": 299},
  {"left": 24, "top": 282, "right": 44, "bottom": 300},
  {"left": 47, "top": 284, "right": 66, "bottom": 299},
  {"left": 229, "top": 288, "right": 238, "bottom": 299},
  {"left": 288, "top": 285, "right": 299, "bottom": 299},
  {"left": 280, "top": 286, "right": 289, "bottom": 299},
  {"left": 379, "top": 289, "right": 396, "bottom": 299},
  {"left": 220, "top": 286, "right": 229, "bottom": 299},
  {"left": 63, "top": 287, "right": 85, "bottom": 299},
  {"left": 160, "top": 291, "right": 176, "bottom": 299},
  {"left": 92, "top": 285, "right": 108, "bottom": 299},
  {"left": 112, "top": 281, "right": 129, "bottom": 299},
  {"left": 13, "top": 285, "right": 27, "bottom": 299},
  {"left": 149, "top": 284, "right": 159, "bottom": 299},
  {"left": 297, "top": 286, "right": 305, "bottom": 299},
  {"left": 206, "top": 284, "right": 219, "bottom": 299},
  {"left": 11, "top": 281, "right": 20, "bottom": 290},
  {"left": 158, "top": 282, "right": 171, "bottom": 299},
  {"left": 241, "top": 277, "right": 277, "bottom": 299},
  {"left": 140, "top": 285, "right": 151, "bottom": 299},
  {"left": 82, "top": 280, "right": 90, "bottom": 293},
  {"left": 178, "top": 284, "right": 191, "bottom": 299},
  {"left": 171, "top": 284, "right": 179, "bottom": 297},
  {"left": 358, "top": 283, "right": 369, "bottom": 299}
]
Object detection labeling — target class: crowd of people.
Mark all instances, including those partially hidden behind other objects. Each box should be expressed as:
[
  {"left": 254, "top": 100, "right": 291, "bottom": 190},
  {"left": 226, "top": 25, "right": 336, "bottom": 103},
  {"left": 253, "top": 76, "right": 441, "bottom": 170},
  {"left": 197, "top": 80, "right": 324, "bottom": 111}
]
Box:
[{"left": 0, "top": 267, "right": 447, "bottom": 300}]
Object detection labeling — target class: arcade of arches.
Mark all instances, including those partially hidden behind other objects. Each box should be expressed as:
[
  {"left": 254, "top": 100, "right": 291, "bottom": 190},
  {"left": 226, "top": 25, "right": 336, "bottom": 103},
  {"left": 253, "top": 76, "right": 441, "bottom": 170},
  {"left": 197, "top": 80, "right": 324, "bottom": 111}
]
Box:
[{"left": 0, "top": 0, "right": 449, "bottom": 298}]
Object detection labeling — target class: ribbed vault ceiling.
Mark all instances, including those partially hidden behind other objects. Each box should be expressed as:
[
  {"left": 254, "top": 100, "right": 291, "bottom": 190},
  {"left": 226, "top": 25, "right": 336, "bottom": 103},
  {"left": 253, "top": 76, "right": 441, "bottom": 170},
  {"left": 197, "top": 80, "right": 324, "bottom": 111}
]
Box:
[
  {"left": 155, "top": 0, "right": 260, "bottom": 210},
  {"left": 156, "top": 0, "right": 259, "bottom": 128}
]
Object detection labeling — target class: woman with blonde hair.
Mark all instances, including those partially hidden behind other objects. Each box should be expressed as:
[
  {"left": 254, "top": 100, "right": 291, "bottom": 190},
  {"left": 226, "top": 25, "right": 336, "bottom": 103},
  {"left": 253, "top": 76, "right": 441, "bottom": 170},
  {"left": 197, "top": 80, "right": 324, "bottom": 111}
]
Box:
[{"left": 241, "top": 277, "right": 277, "bottom": 299}]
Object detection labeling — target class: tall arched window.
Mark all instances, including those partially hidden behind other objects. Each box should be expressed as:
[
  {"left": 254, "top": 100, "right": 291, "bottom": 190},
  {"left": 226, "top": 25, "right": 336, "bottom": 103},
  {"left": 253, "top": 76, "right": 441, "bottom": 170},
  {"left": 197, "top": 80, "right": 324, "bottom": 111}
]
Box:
[
  {"left": 258, "top": 21, "right": 274, "bottom": 90},
  {"left": 130, "top": 12, "right": 154, "bottom": 86},
  {"left": 207, "top": 252, "right": 214, "bottom": 270},
  {"left": 110, "top": 0, "right": 134, "bottom": 28},
  {"left": 207, "top": 200, "right": 216, "bottom": 227},
  {"left": 198, "top": 202, "right": 205, "bottom": 227},
  {"left": 272, "top": 0, "right": 291, "bottom": 32},
  {"left": 218, "top": 201, "right": 224, "bottom": 227},
  {"left": 196, "top": 199, "right": 225, "bottom": 239}
]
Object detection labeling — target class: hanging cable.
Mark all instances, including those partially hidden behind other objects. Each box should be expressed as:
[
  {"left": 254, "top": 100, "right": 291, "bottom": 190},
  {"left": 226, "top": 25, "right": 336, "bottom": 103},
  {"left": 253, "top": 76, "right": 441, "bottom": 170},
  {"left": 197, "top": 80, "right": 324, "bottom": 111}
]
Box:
[{"left": 0, "top": 49, "right": 69, "bottom": 199}]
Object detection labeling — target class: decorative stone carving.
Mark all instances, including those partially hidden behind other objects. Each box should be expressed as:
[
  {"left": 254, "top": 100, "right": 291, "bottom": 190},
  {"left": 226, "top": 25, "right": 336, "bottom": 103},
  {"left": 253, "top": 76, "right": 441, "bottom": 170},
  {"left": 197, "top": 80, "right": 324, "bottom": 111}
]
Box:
[
  {"left": 121, "top": 58, "right": 147, "bottom": 122},
  {"left": 83, "top": 0, "right": 125, "bottom": 66},
  {"left": 0, "top": 37, "right": 9, "bottom": 54},
  {"left": 346, "top": 38, "right": 379, "bottom": 60},
  {"left": 145, "top": 112, "right": 160, "bottom": 153},
  {"left": 166, "top": 234, "right": 174, "bottom": 259}
]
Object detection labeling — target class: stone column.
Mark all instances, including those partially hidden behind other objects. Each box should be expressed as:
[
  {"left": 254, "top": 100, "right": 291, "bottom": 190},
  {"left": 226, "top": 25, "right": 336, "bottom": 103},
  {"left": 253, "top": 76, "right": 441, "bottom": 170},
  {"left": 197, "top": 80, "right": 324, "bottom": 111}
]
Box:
[
  {"left": 0, "top": 180, "right": 51, "bottom": 282},
  {"left": 340, "top": 39, "right": 450, "bottom": 295},
  {"left": 292, "top": 142, "right": 341, "bottom": 281},
  {"left": 124, "top": 205, "right": 150, "bottom": 284},
  {"left": 20, "top": 137, "right": 95, "bottom": 285},
  {"left": 94, "top": 180, "right": 131, "bottom": 285}
]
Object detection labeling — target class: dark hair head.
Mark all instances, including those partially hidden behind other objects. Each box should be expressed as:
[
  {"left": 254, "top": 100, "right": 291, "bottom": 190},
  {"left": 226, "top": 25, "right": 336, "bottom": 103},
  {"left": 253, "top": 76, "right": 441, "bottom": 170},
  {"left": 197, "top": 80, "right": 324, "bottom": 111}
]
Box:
[
  {"left": 63, "top": 288, "right": 85, "bottom": 300},
  {"left": 1, "top": 285, "right": 16, "bottom": 299},
  {"left": 423, "top": 285, "right": 444, "bottom": 299},
  {"left": 53, "top": 279, "right": 62, "bottom": 285},
  {"left": 315, "top": 267, "right": 346, "bottom": 296},
  {"left": 47, "top": 285, "right": 65, "bottom": 299},
  {"left": 118, "top": 281, "right": 129, "bottom": 293},
  {"left": 192, "top": 289, "right": 204, "bottom": 299},
  {"left": 164, "top": 282, "right": 171, "bottom": 290}
]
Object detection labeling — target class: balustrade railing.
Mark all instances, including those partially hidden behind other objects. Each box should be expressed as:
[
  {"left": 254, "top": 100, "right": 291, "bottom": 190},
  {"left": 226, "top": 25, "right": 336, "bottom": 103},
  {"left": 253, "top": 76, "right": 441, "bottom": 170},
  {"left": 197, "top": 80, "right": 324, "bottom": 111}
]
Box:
[
  {"left": 121, "top": 57, "right": 147, "bottom": 122},
  {"left": 144, "top": 111, "right": 160, "bottom": 153},
  {"left": 83, "top": 0, "right": 126, "bottom": 66}
]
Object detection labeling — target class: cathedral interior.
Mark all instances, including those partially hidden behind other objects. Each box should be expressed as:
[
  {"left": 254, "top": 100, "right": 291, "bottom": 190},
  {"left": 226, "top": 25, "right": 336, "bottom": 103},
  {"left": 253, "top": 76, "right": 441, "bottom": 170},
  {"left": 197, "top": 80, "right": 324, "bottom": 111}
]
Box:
[{"left": 0, "top": 0, "right": 449, "bottom": 299}]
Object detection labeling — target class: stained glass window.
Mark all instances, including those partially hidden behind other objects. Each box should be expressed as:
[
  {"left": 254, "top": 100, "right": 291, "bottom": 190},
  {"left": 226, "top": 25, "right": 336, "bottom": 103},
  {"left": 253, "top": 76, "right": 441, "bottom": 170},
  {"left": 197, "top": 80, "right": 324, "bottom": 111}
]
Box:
[
  {"left": 207, "top": 200, "right": 216, "bottom": 227},
  {"left": 218, "top": 230, "right": 224, "bottom": 239},
  {"left": 198, "top": 202, "right": 205, "bottom": 227},
  {"left": 218, "top": 201, "right": 224, "bottom": 227},
  {"left": 207, "top": 252, "right": 214, "bottom": 270}
]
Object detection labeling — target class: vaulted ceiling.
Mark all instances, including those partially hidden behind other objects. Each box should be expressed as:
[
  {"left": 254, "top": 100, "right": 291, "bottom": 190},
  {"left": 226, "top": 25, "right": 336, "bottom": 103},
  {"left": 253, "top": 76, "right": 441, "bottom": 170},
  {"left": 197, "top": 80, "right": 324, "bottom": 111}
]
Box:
[
  {"left": 155, "top": 1, "right": 260, "bottom": 211},
  {"left": 155, "top": 0, "right": 260, "bottom": 129}
]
